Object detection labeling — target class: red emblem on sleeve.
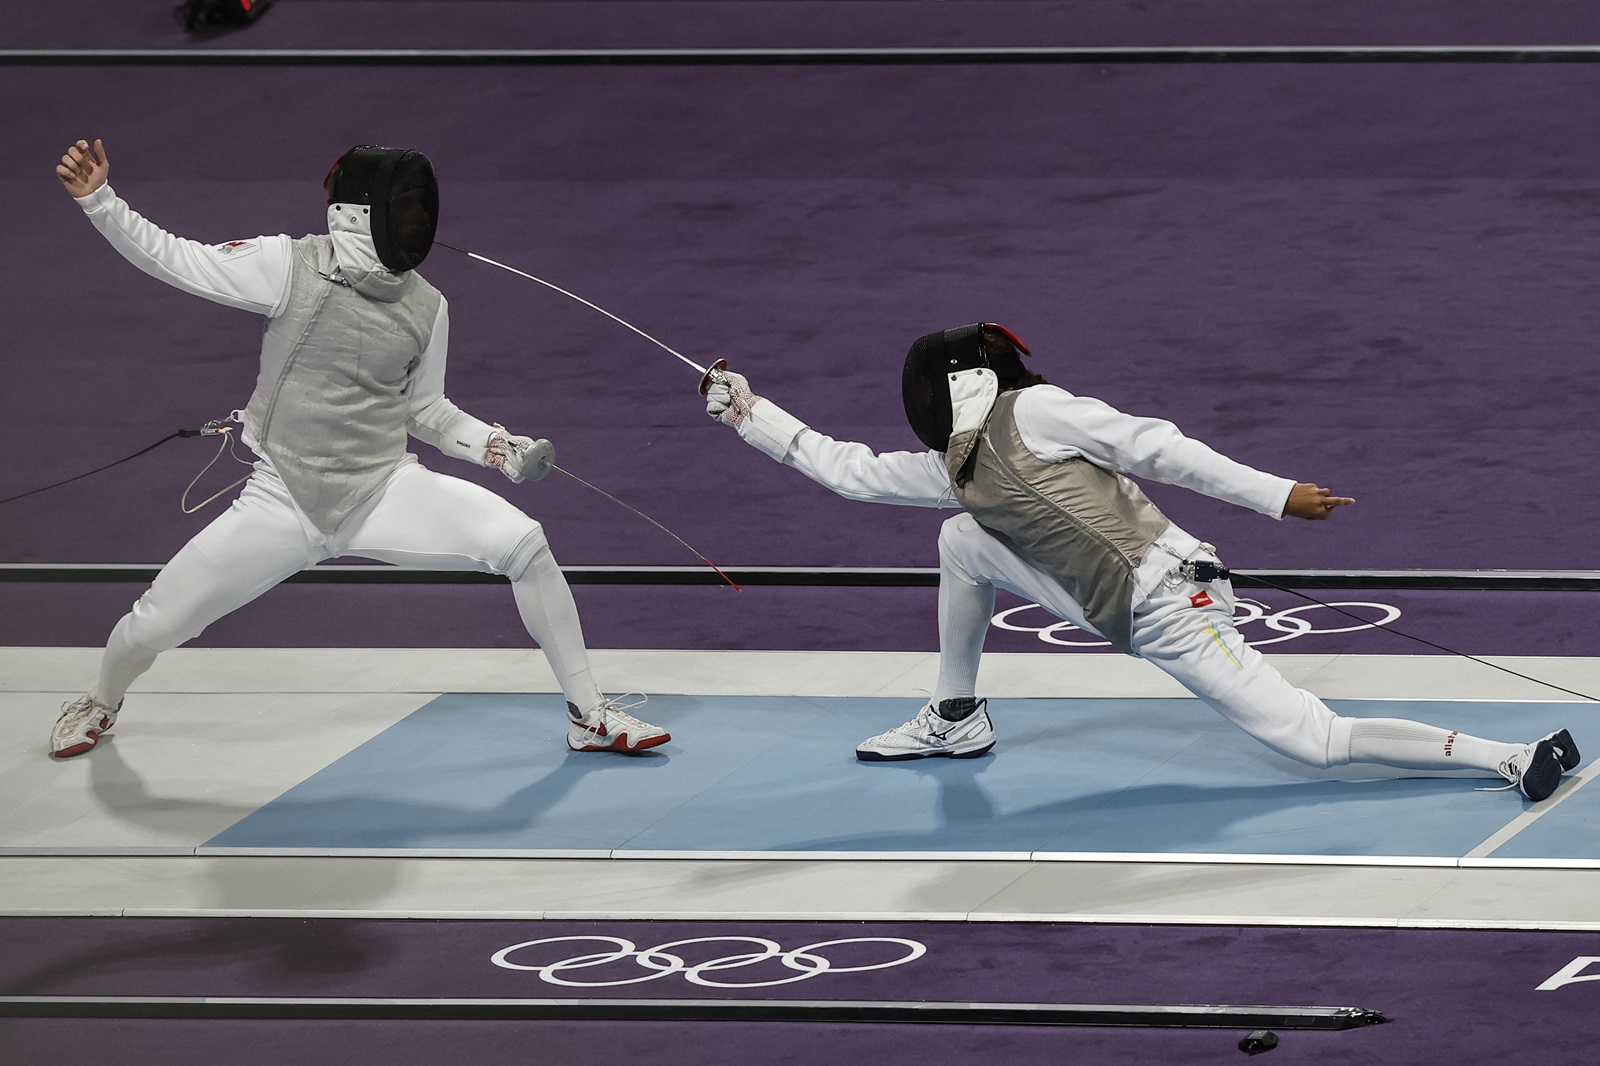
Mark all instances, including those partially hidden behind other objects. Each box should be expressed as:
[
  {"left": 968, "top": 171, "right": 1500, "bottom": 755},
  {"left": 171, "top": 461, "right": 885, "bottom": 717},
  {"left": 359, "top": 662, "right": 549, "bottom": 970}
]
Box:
[
  {"left": 214, "top": 239, "right": 259, "bottom": 259},
  {"left": 1189, "top": 591, "right": 1213, "bottom": 608}
]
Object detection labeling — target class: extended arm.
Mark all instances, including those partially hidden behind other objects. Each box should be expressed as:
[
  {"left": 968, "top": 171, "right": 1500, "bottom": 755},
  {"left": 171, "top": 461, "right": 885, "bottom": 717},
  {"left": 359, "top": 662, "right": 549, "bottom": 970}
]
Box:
[
  {"left": 705, "top": 370, "right": 954, "bottom": 508},
  {"left": 1012, "top": 386, "right": 1351, "bottom": 520},
  {"left": 58, "top": 138, "right": 291, "bottom": 316},
  {"left": 1281, "top": 482, "right": 1354, "bottom": 520}
]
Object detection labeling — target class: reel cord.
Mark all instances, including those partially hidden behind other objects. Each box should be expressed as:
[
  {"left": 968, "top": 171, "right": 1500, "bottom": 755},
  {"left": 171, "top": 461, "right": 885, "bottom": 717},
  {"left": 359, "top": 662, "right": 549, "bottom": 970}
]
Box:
[
  {"left": 1215, "top": 565, "right": 1600, "bottom": 703},
  {"left": 0, "top": 430, "right": 200, "bottom": 506},
  {"left": 0, "top": 421, "right": 740, "bottom": 587},
  {"left": 179, "top": 425, "right": 253, "bottom": 514},
  {"left": 0, "top": 425, "right": 244, "bottom": 512}
]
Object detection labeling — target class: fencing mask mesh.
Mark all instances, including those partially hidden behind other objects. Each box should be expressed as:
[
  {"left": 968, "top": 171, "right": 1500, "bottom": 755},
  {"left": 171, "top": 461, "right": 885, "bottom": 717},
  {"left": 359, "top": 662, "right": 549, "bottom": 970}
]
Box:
[
  {"left": 323, "top": 146, "right": 439, "bottom": 272},
  {"left": 901, "top": 323, "right": 1032, "bottom": 451}
]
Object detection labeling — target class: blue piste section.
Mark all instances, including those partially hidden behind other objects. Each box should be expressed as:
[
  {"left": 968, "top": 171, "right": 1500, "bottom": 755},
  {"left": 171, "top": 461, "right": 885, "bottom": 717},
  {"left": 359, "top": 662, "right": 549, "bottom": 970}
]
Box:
[{"left": 206, "top": 694, "right": 1589, "bottom": 858}]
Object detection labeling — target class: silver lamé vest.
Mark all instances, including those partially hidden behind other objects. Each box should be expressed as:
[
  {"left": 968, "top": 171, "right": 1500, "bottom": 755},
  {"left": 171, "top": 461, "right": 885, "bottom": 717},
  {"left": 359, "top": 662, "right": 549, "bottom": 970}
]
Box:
[
  {"left": 946, "top": 389, "right": 1170, "bottom": 654},
  {"left": 242, "top": 235, "right": 443, "bottom": 533}
]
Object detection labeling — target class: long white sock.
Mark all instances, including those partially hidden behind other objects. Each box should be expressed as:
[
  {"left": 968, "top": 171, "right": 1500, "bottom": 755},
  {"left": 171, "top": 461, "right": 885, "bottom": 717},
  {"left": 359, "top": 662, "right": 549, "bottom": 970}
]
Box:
[
  {"left": 1345, "top": 717, "right": 1520, "bottom": 772},
  {"left": 934, "top": 572, "right": 994, "bottom": 708},
  {"left": 510, "top": 541, "right": 602, "bottom": 713}
]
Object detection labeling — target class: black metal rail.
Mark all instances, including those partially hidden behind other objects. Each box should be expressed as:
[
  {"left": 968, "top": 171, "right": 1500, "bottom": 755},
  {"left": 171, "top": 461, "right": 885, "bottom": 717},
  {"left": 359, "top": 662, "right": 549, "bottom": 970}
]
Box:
[
  {"left": 3, "top": 564, "right": 1600, "bottom": 591},
  {"left": 0, "top": 995, "right": 1389, "bottom": 1029},
  {"left": 5, "top": 46, "right": 1600, "bottom": 66}
]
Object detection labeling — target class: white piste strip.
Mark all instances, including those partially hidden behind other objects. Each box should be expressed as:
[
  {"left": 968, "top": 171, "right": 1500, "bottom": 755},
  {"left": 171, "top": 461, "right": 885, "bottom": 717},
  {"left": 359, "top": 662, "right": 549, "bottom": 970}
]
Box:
[
  {"left": 1, "top": 908, "right": 1593, "bottom": 932},
  {"left": 0, "top": 846, "right": 1591, "bottom": 870}
]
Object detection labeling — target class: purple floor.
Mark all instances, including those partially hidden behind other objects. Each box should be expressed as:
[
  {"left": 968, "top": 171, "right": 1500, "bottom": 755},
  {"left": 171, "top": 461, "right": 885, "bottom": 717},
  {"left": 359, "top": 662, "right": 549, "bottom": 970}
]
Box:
[
  {"left": 2, "top": 916, "right": 1597, "bottom": 1064},
  {"left": 8, "top": 57, "right": 1600, "bottom": 582},
  {"left": 5, "top": 11, "right": 1600, "bottom": 1066},
  {"left": 6, "top": 1, "right": 1600, "bottom": 50}
]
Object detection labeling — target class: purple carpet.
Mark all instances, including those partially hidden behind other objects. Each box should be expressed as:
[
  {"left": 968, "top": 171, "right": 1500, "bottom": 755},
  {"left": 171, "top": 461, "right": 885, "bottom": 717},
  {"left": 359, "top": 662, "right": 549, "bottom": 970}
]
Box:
[
  {"left": 3, "top": 13, "right": 1597, "bottom": 1066},
  {"left": 5, "top": 1, "right": 1600, "bottom": 51},
  {"left": 6, "top": 10, "right": 1600, "bottom": 651},
  {"left": 9, "top": 60, "right": 1600, "bottom": 572},
  {"left": 1, "top": 916, "right": 1597, "bottom": 1064}
]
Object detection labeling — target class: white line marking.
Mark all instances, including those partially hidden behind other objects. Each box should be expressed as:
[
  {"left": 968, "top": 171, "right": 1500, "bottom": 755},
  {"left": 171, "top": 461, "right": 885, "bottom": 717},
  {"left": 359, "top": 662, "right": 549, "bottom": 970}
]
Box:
[
  {"left": 2, "top": 847, "right": 1595, "bottom": 870},
  {"left": 1465, "top": 765, "right": 1597, "bottom": 859}
]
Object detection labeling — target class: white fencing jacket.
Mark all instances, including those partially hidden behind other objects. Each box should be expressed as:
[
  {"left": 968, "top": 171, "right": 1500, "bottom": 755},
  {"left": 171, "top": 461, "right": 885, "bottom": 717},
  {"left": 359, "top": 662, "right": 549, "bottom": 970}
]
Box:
[
  {"left": 735, "top": 383, "right": 1293, "bottom": 519},
  {"left": 75, "top": 184, "right": 498, "bottom": 528},
  {"left": 732, "top": 383, "right": 1295, "bottom": 644}
]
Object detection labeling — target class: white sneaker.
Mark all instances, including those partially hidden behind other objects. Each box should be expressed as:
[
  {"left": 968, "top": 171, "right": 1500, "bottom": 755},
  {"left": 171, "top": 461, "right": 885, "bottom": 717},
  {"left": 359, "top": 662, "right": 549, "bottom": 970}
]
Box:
[
  {"left": 566, "top": 695, "right": 670, "bottom": 754},
  {"left": 52, "top": 694, "right": 121, "bottom": 759},
  {"left": 1494, "top": 728, "right": 1579, "bottom": 802},
  {"left": 856, "top": 698, "right": 995, "bottom": 762}
]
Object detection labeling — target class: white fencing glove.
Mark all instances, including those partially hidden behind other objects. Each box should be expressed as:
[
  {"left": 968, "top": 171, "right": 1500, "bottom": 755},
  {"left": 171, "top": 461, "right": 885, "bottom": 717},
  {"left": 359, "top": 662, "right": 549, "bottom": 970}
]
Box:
[
  {"left": 705, "top": 370, "right": 758, "bottom": 427},
  {"left": 487, "top": 423, "right": 554, "bottom": 483}
]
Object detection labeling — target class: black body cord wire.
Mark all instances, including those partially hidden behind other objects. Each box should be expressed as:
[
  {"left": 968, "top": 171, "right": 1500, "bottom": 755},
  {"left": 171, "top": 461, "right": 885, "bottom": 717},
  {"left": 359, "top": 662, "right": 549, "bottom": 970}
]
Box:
[
  {"left": 0, "top": 429, "right": 214, "bottom": 507},
  {"left": 1190, "top": 561, "right": 1600, "bottom": 703}
]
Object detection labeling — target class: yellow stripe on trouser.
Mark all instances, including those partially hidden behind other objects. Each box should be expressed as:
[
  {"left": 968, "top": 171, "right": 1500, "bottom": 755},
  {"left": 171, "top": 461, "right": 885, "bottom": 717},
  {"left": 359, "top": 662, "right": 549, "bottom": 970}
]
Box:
[{"left": 1203, "top": 619, "right": 1244, "bottom": 671}]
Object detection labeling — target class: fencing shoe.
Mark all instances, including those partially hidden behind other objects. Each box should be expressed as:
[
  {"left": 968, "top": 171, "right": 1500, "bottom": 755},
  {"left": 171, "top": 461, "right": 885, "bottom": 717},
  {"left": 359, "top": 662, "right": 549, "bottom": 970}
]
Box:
[
  {"left": 1547, "top": 728, "right": 1582, "bottom": 772},
  {"left": 51, "top": 694, "right": 121, "bottom": 759},
  {"left": 566, "top": 695, "right": 670, "bottom": 753},
  {"left": 1495, "top": 729, "right": 1579, "bottom": 801},
  {"left": 856, "top": 697, "right": 995, "bottom": 762}
]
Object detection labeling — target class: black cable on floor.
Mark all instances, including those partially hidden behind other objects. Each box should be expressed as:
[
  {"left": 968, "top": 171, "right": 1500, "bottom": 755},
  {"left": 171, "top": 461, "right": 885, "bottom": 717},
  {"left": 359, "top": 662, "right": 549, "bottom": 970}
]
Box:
[{"left": 1239, "top": 569, "right": 1600, "bottom": 703}]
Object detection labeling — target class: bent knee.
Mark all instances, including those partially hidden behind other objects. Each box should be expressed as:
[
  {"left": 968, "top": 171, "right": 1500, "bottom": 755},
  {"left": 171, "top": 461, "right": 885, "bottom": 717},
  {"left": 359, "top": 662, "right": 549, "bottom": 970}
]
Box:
[
  {"left": 937, "top": 513, "right": 981, "bottom": 549},
  {"left": 501, "top": 520, "right": 550, "bottom": 580},
  {"left": 939, "top": 515, "right": 993, "bottom": 586},
  {"left": 937, "top": 513, "right": 994, "bottom": 566}
]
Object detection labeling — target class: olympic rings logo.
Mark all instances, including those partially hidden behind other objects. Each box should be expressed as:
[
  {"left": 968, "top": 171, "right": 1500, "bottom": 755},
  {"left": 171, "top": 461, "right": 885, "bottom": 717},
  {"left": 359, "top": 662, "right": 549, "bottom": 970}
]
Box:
[
  {"left": 992, "top": 598, "right": 1402, "bottom": 648},
  {"left": 491, "top": 935, "right": 927, "bottom": 988}
]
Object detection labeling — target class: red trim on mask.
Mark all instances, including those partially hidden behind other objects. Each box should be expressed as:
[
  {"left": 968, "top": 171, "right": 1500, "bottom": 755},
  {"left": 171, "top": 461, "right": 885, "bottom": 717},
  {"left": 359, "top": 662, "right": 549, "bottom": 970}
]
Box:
[
  {"left": 322, "top": 153, "right": 348, "bottom": 203},
  {"left": 981, "top": 322, "right": 1032, "bottom": 356}
]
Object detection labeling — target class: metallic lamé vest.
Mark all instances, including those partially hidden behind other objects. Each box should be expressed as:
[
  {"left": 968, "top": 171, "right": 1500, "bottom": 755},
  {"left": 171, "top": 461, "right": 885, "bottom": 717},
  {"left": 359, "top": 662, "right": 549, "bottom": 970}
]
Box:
[
  {"left": 946, "top": 389, "right": 1169, "bottom": 653},
  {"left": 241, "top": 235, "right": 442, "bottom": 533}
]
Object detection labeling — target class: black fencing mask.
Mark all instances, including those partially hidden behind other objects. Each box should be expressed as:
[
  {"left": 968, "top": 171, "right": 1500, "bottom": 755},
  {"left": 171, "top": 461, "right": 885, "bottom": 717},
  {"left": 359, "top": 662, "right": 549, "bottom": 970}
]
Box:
[
  {"left": 323, "top": 146, "right": 439, "bottom": 272},
  {"left": 901, "top": 323, "right": 1032, "bottom": 450}
]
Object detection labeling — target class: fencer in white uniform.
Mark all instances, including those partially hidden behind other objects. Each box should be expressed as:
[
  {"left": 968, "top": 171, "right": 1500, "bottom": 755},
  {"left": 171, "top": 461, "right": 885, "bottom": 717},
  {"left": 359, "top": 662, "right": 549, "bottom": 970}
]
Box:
[
  {"left": 705, "top": 322, "right": 1579, "bottom": 801},
  {"left": 49, "top": 138, "right": 670, "bottom": 758}
]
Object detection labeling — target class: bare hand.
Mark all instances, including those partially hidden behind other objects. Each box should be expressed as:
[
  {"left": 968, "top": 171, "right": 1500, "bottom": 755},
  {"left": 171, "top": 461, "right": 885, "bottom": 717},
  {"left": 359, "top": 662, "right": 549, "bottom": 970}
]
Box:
[
  {"left": 1284, "top": 482, "right": 1355, "bottom": 521},
  {"left": 56, "top": 138, "right": 109, "bottom": 198}
]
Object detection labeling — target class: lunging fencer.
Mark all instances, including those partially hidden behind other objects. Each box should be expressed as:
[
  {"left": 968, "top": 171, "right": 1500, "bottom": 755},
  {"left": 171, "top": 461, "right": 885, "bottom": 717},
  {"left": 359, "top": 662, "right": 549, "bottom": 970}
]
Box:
[
  {"left": 704, "top": 323, "right": 1580, "bottom": 801},
  {"left": 50, "top": 138, "right": 670, "bottom": 758}
]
